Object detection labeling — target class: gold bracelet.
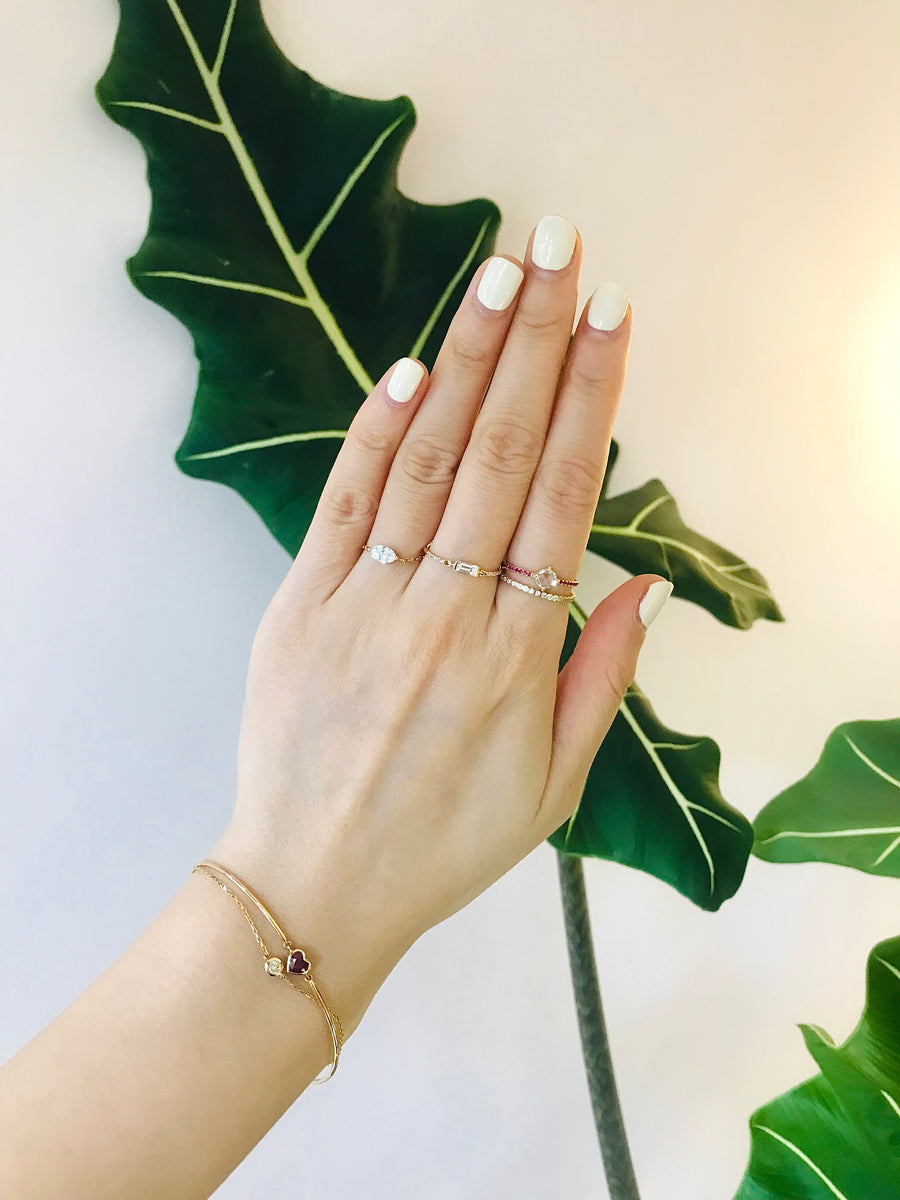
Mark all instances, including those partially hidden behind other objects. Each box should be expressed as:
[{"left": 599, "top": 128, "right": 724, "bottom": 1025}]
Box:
[{"left": 192, "top": 860, "right": 343, "bottom": 1082}]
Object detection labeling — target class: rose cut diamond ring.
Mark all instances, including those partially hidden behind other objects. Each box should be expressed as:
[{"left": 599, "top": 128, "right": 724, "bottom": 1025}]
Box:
[{"left": 361, "top": 544, "right": 424, "bottom": 565}]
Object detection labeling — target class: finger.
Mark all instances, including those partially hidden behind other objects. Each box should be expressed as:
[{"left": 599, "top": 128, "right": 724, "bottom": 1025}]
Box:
[
  {"left": 536, "top": 574, "right": 673, "bottom": 838},
  {"left": 498, "top": 284, "right": 631, "bottom": 617},
  {"left": 359, "top": 254, "right": 525, "bottom": 568},
  {"left": 285, "top": 357, "right": 429, "bottom": 600},
  {"left": 424, "top": 215, "right": 582, "bottom": 578}
]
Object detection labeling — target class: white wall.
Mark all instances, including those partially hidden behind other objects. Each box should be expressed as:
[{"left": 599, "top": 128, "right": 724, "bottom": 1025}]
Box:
[{"left": 2, "top": 2, "right": 899, "bottom": 1197}]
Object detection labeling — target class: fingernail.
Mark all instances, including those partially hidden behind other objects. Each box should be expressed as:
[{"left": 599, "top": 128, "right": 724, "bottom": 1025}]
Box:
[
  {"left": 477, "top": 257, "right": 525, "bottom": 311},
  {"left": 587, "top": 282, "right": 630, "bottom": 331},
  {"left": 638, "top": 579, "right": 674, "bottom": 631},
  {"left": 387, "top": 358, "right": 425, "bottom": 404},
  {"left": 531, "top": 215, "right": 578, "bottom": 271}
]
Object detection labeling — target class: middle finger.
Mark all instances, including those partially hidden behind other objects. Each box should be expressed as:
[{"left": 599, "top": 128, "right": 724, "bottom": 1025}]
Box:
[{"left": 425, "top": 215, "right": 581, "bottom": 576}]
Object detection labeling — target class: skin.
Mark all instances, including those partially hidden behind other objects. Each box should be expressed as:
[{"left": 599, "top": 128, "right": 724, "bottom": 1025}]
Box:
[{"left": 0, "top": 218, "right": 665, "bottom": 1200}]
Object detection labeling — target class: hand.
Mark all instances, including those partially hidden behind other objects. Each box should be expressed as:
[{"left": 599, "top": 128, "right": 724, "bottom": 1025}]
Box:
[{"left": 211, "top": 215, "right": 671, "bottom": 1032}]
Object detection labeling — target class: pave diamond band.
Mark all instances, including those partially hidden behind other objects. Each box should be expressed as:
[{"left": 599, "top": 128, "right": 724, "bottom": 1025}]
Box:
[
  {"left": 499, "top": 575, "right": 575, "bottom": 604},
  {"left": 362, "top": 543, "right": 424, "bottom": 565}
]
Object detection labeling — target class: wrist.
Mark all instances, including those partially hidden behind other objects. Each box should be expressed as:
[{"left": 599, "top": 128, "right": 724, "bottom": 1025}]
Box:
[{"left": 207, "top": 818, "right": 413, "bottom": 1040}]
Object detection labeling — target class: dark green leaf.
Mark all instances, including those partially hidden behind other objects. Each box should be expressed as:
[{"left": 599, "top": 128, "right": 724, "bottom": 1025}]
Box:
[
  {"left": 550, "top": 608, "right": 753, "bottom": 911},
  {"left": 735, "top": 936, "right": 900, "bottom": 1200},
  {"left": 600, "top": 439, "right": 619, "bottom": 498},
  {"left": 97, "top": 0, "right": 500, "bottom": 554},
  {"left": 588, "top": 478, "right": 784, "bottom": 629},
  {"left": 753, "top": 719, "right": 900, "bottom": 877}
]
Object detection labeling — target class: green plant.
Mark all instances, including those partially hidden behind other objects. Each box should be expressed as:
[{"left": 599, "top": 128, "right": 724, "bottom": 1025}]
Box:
[
  {"left": 735, "top": 719, "right": 900, "bottom": 1199},
  {"left": 98, "top": 3, "right": 894, "bottom": 1197}
]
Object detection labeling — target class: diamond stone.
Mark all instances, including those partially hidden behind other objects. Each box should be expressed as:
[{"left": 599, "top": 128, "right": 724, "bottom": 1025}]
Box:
[
  {"left": 369, "top": 545, "right": 397, "bottom": 564},
  {"left": 454, "top": 561, "right": 479, "bottom": 576},
  {"left": 534, "top": 566, "right": 559, "bottom": 590},
  {"left": 265, "top": 956, "right": 284, "bottom": 976}
]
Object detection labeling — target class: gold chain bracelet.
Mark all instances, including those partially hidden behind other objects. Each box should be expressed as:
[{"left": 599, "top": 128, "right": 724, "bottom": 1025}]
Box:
[{"left": 192, "top": 860, "right": 343, "bottom": 1082}]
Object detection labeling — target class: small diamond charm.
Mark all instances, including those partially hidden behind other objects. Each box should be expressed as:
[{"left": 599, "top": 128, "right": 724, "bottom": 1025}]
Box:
[
  {"left": 368, "top": 544, "right": 398, "bottom": 564},
  {"left": 265, "top": 956, "right": 284, "bottom": 976},
  {"left": 534, "top": 566, "right": 559, "bottom": 590},
  {"left": 454, "top": 561, "right": 480, "bottom": 576}
]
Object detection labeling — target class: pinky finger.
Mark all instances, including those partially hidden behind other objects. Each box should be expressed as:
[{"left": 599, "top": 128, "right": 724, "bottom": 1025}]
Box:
[{"left": 284, "top": 358, "right": 428, "bottom": 601}]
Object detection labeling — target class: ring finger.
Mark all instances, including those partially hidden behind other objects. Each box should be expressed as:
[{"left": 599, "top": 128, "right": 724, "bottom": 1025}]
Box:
[{"left": 499, "top": 283, "right": 632, "bottom": 618}]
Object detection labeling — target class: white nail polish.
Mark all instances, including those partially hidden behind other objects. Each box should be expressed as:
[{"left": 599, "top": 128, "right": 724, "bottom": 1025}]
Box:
[
  {"left": 387, "top": 358, "right": 425, "bottom": 404},
  {"left": 638, "top": 579, "right": 674, "bottom": 631},
  {"left": 477, "top": 257, "right": 525, "bottom": 311},
  {"left": 531, "top": 215, "right": 577, "bottom": 271},
  {"left": 587, "top": 282, "right": 629, "bottom": 331}
]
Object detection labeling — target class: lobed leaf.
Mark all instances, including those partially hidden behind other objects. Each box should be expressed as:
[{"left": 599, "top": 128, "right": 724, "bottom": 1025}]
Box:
[
  {"left": 753, "top": 719, "right": 900, "bottom": 877},
  {"left": 589, "top": 479, "right": 784, "bottom": 629},
  {"left": 734, "top": 937, "right": 900, "bottom": 1199},
  {"left": 550, "top": 608, "right": 754, "bottom": 911},
  {"left": 97, "top": 0, "right": 500, "bottom": 554}
]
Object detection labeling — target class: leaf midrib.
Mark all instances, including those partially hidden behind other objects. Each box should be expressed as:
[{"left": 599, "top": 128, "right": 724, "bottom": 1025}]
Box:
[
  {"left": 162, "top": 0, "right": 378, "bottom": 393},
  {"left": 592, "top": 514, "right": 773, "bottom": 602},
  {"left": 115, "top": 1, "right": 495, "bottom": 458}
]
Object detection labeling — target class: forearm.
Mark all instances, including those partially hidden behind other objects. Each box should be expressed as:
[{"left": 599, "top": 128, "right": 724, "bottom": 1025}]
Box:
[{"left": 0, "top": 836, "right": 401, "bottom": 1200}]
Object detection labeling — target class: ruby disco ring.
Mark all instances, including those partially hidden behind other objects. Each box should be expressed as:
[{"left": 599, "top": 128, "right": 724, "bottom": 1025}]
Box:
[{"left": 501, "top": 561, "right": 578, "bottom": 591}]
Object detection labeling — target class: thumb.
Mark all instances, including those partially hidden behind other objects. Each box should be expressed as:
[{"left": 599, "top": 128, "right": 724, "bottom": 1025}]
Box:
[{"left": 543, "top": 575, "right": 673, "bottom": 823}]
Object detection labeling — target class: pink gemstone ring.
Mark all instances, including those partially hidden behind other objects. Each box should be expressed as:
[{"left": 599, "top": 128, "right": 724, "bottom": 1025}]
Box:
[{"left": 501, "top": 561, "right": 578, "bottom": 591}]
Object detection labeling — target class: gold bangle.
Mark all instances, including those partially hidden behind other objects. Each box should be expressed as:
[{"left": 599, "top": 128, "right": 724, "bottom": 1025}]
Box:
[{"left": 192, "top": 860, "right": 343, "bottom": 1082}]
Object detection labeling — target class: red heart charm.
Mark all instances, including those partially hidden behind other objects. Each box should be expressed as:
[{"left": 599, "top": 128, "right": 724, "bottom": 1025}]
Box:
[{"left": 286, "top": 948, "right": 311, "bottom": 976}]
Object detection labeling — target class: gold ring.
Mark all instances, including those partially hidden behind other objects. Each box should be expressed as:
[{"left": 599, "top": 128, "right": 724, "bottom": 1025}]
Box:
[
  {"left": 499, "top": 575, "right": 575, "bottom": 604},
  {"left": 423, "top": 542, "right": 502, "bottom": 579},
  {"left": 362, "top": 544, "right": 424, "bottom": 565},
  {"left": 501, "top": 561, "right": 578, "bottom": 589}
]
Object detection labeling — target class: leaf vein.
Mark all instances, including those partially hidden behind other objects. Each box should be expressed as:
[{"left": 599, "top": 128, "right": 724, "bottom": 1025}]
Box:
[
  {"left": 212, "top": 0, "right": 238, "bottom": 81},
  {"left": 618, "top": 694, "right": 717, "bottom": 898},
  {"left": 591, "top": 520, "right": 773, "bottom": 601},
  {"left": 845, "top": 733, "right": 900, "bottom": 791},
  {"left": 163, "top": 0, "right": 375, "bottom": 393},
  {"left": 409, "top": 215, "right": 492, "bottom": 359},
  {"left": 751, "top": 1125, "right": 848, "bottom": 1200},
  {"left": 140, "top": 270, "right": 312, "bottom": 309},
  {"left": 182, "top": 430, "right": 348, "bottom": 462},
  {"left": 108, "top": 101, "right": 222, "bottom": 133}
]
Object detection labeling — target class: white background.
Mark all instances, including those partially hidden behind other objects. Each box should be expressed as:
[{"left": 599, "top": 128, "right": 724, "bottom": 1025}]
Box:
[{"left": 2, "top": 2, "right": 900, "bottom": 1197}]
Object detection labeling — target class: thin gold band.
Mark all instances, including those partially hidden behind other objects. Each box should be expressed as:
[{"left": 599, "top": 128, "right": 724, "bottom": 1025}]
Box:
[
  {"left": 192, "top": 860, "right": 343, "bottom": 1082},
  {"left": 422, "top": 541, "right": 502, "bottom": 578}
]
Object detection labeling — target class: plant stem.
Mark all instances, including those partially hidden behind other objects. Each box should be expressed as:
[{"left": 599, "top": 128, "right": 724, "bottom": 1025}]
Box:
[{"left": 557, "top": 851, "right": 641, "bottom": 1200}]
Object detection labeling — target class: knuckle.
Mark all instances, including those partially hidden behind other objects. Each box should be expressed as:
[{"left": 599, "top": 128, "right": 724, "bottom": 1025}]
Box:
[
  {"left": 602, "top": 656, "right": 632, "bottom": 704},
  {"left": 321, "top": 485, "right": 379, "bottom": 529},
  {"left": 535, "top": 456, "right": 602, "bottom": 520},
  {"left": 474, "top": 418, "right": 542, "bottom": 479},
  {"left": 408, "top": 600, "right": 468, "bottom": 669},
  {"left": 399, "top": 434, "right": 461, "bottom": 488},
  {"left": 447, "top": 331, "right": 494, "bottom": 374},
  {"left": 570, "top": 357, "right": 620, "bottom": 396},
  {"left": 514, "top": 300, "right": 563, "bottom": 338},
  {"left": 349, "top": 419, "right": 394, "bottom": 458}
]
